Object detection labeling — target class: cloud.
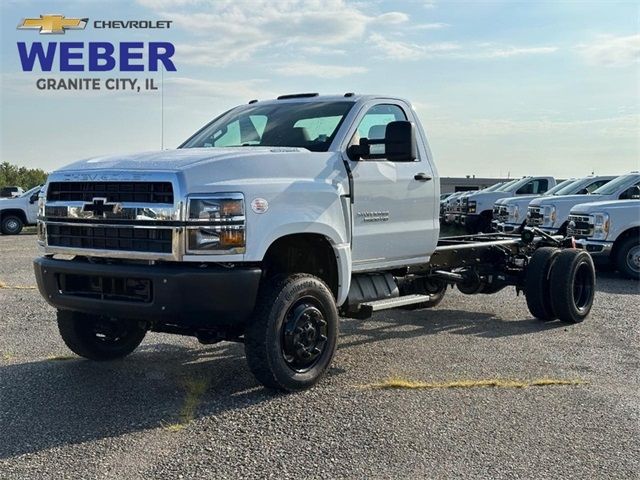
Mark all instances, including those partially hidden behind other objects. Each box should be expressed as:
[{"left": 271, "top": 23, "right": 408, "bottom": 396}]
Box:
[
  {"left": 273, "top": 62, "right": 367, "bottom": 78},
  {"left": 137, "top": 0, "right": 419, "bottom": 65},
  {"left": 576, "top": 34, "right": 640, "bottom": 67},
  {"left": 163, "top": 76, "right": 274, "bottom": 99},
  {"left": 370, "top": 34, "right": 557, "bottom": 61}
]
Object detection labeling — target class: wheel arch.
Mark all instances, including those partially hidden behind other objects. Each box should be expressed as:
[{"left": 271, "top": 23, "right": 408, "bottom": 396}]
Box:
[
  {"left": 0, "top": 208, "right": 27, "bottom": 224},
  {"left": 611, "top": 226, "right": 640, "bottom": 259}
]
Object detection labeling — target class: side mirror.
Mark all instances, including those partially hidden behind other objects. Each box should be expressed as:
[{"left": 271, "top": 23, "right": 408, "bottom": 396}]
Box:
[
  {"left": 29, "top": 193, "right": 39, "bottom": 204},
  {"left": 347, "top": 121, "right": 417, "bottom": 162},
  {"left": 622, "top": 185, "right": 640, "bottom": 200}
]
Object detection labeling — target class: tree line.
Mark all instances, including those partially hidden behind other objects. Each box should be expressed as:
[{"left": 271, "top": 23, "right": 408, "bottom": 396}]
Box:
[{"left": 0, "top": 162, "right": 48, "bottom": 190}]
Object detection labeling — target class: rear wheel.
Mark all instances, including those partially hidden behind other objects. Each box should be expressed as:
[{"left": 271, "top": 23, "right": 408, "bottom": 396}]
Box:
[
  {"left": 615, "top": 236, "right": 640, "bottom": 280},
  {"left": 549, "top": 250, "right": 595, "bottom": 323},
  {"left": 1, "top": 215, "right": 23, "bottom": 235},
  {"left": 244, "top": 274, "right": 338, "bottom": 392},
  {"left": 57, "top": 310, "right": 147, "bottom": 360},
  {"left": 525, "top": 247, "right": 560, "bottom": 321}
]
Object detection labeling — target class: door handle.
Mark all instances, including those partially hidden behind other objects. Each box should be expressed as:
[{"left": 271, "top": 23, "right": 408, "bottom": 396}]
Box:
[{"left": 414, "top": 173, "right": 432, "bottom": 182}]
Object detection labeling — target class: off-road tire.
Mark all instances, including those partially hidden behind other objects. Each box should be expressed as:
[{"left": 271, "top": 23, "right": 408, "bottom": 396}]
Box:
[
  {"left": 525, "top": 247, "right": 560, "bottom": 321},
  {"left": 549, "top": 250, "right": 595, "bottom": 324},
  {"left": 57, "top": 310, "right": 147, "bottom": 360},
  {"left": 1, "top": 215, "right": 23, "bottom": 235},
  {"left": 614, "top": 236, "right": 640, "bottom": 280},
  {"left": 244, "top": 274, "right": 338, "bottom": 392}
]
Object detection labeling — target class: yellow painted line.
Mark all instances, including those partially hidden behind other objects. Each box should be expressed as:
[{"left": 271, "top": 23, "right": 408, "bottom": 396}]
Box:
[
  {"left": 46, "top": 355, "right": 76, "bottom": 361},
  {"left": 0, "top": 280, "right": 37, "bottom": 290},
  {"left": 361, "top": 377, "right": 586, "bottom": 390}
]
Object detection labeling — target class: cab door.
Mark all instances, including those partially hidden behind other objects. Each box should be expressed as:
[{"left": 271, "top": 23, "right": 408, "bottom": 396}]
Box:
[{"left": 343, "top": 102, "right": 438, "bottom": 271}]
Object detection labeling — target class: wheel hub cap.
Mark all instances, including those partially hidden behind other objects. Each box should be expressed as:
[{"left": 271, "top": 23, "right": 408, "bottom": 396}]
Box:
[
  {"left": 628, "top": 246, "right": 640, "bottom": 273},
  {"left": 282, "top": 302, "right": 328, "bottom": 371}
]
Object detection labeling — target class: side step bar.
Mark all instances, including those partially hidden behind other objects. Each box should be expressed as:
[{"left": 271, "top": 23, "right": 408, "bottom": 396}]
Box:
[{"left": 359, "top": 294, "right": 430, "bottom": 317}]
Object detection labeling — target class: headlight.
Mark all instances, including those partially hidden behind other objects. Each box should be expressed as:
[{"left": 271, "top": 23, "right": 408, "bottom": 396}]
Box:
[
  {"left": 186, "top": 194, "right": 246, "bottom": 254},
  {"left": 467, "top": 200, "right": 476, "bottom": 213},
  {"left": 543, "top": 205, "right": 557, "bottom": 226},
  {"left": 507, "top": 205, "right": 519, "bottom": 222},
  {"left": 592, "top": 212, "right": 610, "bottom": 240}
]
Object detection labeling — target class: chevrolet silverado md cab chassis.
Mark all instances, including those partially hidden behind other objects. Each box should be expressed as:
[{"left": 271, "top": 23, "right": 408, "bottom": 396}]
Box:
[{"left": 34, "top": 94, "right": 596, "bottom": 391}]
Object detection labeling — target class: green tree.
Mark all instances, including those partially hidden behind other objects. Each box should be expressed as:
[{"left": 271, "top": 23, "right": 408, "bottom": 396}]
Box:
[{"left": 0, "top": 162, "right": 48, "bottom": 190}]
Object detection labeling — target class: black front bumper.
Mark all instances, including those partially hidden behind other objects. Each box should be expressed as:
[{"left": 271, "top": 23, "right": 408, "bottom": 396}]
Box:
[{"left": 34, "top": 257, "right": 262, "bottom": 327}]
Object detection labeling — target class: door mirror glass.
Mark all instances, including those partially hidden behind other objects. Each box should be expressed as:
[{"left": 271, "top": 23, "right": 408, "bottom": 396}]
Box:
[{"left": 348, "top": 121, "right": 417, "bottom": 162}]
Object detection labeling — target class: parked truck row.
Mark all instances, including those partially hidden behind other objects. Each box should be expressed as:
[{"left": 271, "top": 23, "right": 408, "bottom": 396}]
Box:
[{"left": 440, "top": 172, "right": 640, "bottom": 279}]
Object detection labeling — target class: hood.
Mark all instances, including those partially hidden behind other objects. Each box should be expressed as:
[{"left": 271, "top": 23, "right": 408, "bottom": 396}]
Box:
[
  {"left": 495, "top": 194, "right": 539, "bottom": 206},
  {"left": 58, "top": 147, "right": 310, "bottom": 172},
  {"left": 570, "top": 199, "right": 640, "bottom": 213},
  {"left": 530, "top": 194, "right": 604, "bottom": 207}
]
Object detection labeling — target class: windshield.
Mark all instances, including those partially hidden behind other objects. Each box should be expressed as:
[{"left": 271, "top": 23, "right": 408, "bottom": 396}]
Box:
[
  {"left": 180, "top": 101, "right": 355, "bottom": 152},
  {"left": 21, "top": 185, "right": 42, "bottom": 197},
  {"left": 546, "top": 179, "right": 578, "bottom": 195},
  {"left": 481, "top": 182, "right": 503, "bottom": 192},
  {"left": 495, "top": 179, "right": 520, "bottom": 192},
  {"left": 592, "top": 174, "right": 639, "bottom": 195}
]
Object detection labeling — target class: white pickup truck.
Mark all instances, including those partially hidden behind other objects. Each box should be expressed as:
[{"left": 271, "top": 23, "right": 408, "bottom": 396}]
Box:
[
  {"left": 528, "top": 173, "right": 640, "bottom": 235},
  {"left": 567, "top": 199, "right": 640, "bottom": 279},
  {"left": 493, "top": 176, "right": 615, "bottom": 234},
  {"left": 33, "top": 93, "right": 597, "bottom": 391},
  {"left": 0, "top": 185, "right": 42, "bottom": 234},
  {"left": 462, "top": 176, "right": 556, "bottom": 233}
]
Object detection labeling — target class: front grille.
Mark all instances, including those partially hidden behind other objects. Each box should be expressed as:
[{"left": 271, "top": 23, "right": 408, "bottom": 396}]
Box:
[
  {"left": 567, "top": 214, "right": 593, "bottom": 237},
  {"left": 58, "top": 273, "right": 152, "bottom": 303},
  {"left": 47, "top": 224, "right": 172, "bottom": 253},
  {"left": 496, "top": 206, "right": 509, "bottom": 222},
  {"left": 47, "top": 182, "right": 174, "bottom": 204},
  {"left": 528, "top": 207, "right": 543, "bottom": 226}
]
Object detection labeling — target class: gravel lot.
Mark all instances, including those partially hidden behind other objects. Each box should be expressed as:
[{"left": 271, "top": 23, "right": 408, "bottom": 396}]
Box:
[{"left": 1, "top": 233, "right": 638, "bottom": 479}]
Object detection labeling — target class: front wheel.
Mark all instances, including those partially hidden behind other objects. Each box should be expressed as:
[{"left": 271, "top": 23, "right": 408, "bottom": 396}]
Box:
[
  {"left": 1, "top": 215, "right": 23, "bottom": 235},
  {"left": 57, "top": 310, "right": 147, "bottom": 360},
  {"left": 615, "top": 236, "right": 640, "bottom": 280},
  {"left": 244, "top": 274, "right": 338, "bottom": 392}
]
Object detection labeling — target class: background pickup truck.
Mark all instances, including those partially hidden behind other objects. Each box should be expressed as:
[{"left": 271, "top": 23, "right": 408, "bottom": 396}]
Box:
[
  {"left": 492, "top": 175, "right": 615, "bottom": 234},
  {"left": 33, "top": 93, "right": 596, "bottom": 391},
  {"left": 463, "top": 176, "right": 556, "bottom": 233},
  {"left": 568, "top": 199, "right": 640, "bottom": 279},
  {"left": 528, "top": 173, "right": 640, "bottom": 235},
  {"left": 0, "top": 185, "right": 41, "bottom": 234}
]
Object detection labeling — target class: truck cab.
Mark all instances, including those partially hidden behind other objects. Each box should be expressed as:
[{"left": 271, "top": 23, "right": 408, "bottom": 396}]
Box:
[
  {"left": 568, "top": 198, "right": 640, "bottom": 279},
  {"left": 528, "top": 173, "right": 640, "bottom": 235},
  {"left": 463, "top": 176, "right": 556, "bottom": 233},
  {"left": 0, "top": 185, "right": 42, "bottom": 235}
]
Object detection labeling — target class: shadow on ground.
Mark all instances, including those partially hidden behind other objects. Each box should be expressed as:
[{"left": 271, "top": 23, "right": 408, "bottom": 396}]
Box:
[{"left": 0, "top": 305, "right": 568, "bottom": 459}]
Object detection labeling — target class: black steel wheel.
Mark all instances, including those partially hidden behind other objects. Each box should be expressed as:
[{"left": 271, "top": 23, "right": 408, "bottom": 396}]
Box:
[
  {"left": 525, "top": 247, "right": 560, "bottom": 321},
  {"left": 244, "top": 274, "right": 338, "bottom": 392},
  {"left": 615, "top": 236, "right": 640, "bottom": 280},
  {"left": 1, "top": 215, "right": 23, "bottom": 235},
  {"left": 549, "top": 250, "right": 595, "bottom": 323},
  {"left": 57, "top": 310, "right": 147, "bottom": 360}
]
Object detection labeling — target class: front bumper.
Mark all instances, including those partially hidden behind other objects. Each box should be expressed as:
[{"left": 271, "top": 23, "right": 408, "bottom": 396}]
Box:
[
  {"left": 575, "top": 239, "right": 613, "bottom": 258},
  {"left": 34, "top": 257, "right": 262, "bottom": 327},
  {"left": 493, "top": 222, "right": 519, "bottom": 234}
]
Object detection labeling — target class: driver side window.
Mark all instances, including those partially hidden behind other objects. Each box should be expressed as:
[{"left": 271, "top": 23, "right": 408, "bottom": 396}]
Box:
[{"left": 350, "top": 104, "right": 407, "bottom": 153}]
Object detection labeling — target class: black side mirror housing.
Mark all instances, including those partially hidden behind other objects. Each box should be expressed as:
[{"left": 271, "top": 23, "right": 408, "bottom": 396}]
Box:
[
  {"left": 29, "top": 193, "right": 39, "bottom": 204},
  {"left": 347, "top": 121, "right": 417, "bottom": 162}
]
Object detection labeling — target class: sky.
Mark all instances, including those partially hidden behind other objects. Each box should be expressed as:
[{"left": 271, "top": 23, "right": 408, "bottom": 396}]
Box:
[{"left": 0, "top": 0, "right": 638, "bottom": 178}]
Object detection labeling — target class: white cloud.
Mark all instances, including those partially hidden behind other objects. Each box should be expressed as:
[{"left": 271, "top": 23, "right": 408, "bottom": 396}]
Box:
[
  {"left": 577, "top": 34, "right": 640, "bottom": 67},
  {"left": 370, "top": 34, "right": 557, "bottom": 61},
  {"left": 410, "top": 22, "right": 450, "bottom": 30},
  {"left": 274, "top": 62, "right": 367, "bottom": 78},
  {"left": 163, "top": 76, "right": 274, "bottom": 99}
]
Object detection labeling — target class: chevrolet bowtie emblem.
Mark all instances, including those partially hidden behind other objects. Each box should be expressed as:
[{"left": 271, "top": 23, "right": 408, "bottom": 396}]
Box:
[
  {"left": 83, "top": 198, "right": 122, "bottom": 217},
  {"left": 17, "top": 14, "right": 88, "bottom": 34}
]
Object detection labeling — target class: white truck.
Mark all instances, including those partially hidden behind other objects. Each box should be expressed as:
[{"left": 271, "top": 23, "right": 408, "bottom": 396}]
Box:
[
  {"left": 528, "top": 173, "right": 640, "bottom": 235},
  {"left": 462, "top": 176, "right": 556, "bottom": 233},
  {"left": 0, "top": 185, "right": 42, "bottom": 235},
  {"left": 493, "top": 176, "right": 615, "bottom": 234},
  {"left": 567, "top": 199, "right": 640, "bottom": 279},
  {"left": 33, "top": 93, "right": 597, "bottom": 391}
]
